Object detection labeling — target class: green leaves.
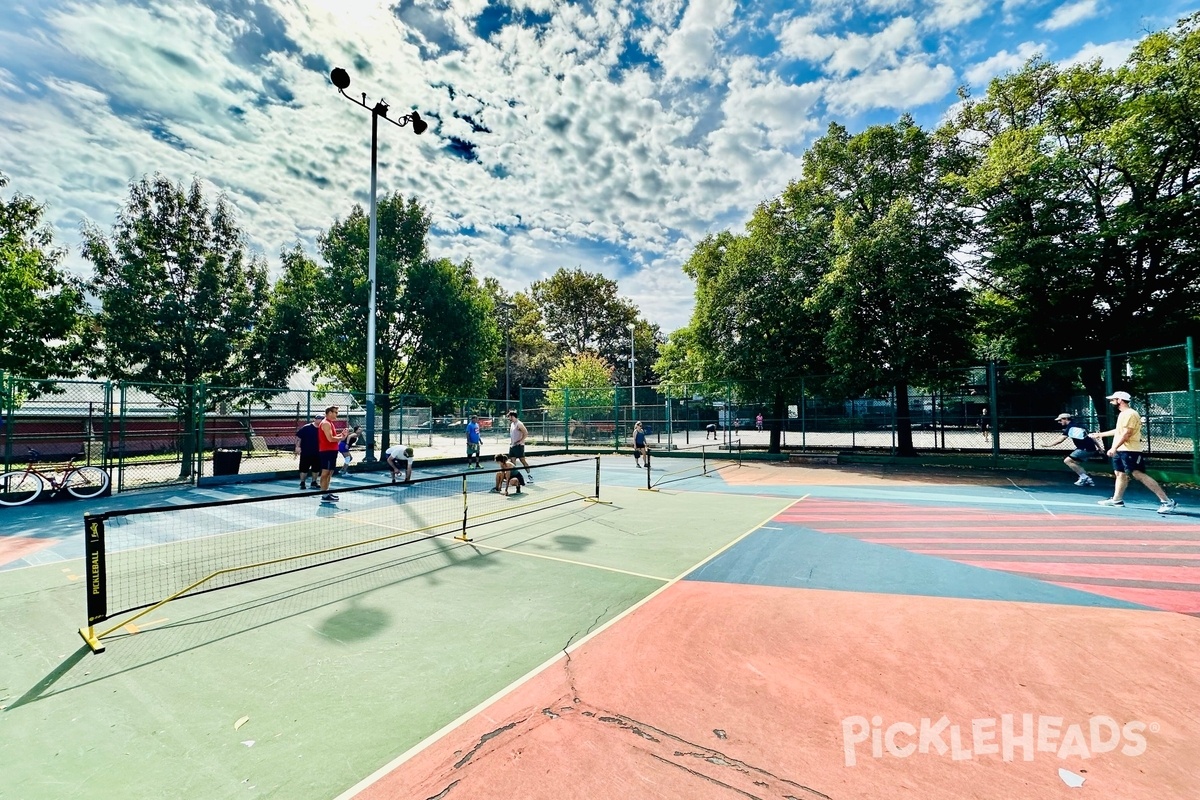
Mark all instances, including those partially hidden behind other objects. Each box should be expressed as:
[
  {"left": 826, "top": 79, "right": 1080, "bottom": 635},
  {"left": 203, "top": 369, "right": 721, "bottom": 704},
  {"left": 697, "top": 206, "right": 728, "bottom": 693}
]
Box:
[{"left": 0, "top": 172, "right": 89, "bottom": 381}]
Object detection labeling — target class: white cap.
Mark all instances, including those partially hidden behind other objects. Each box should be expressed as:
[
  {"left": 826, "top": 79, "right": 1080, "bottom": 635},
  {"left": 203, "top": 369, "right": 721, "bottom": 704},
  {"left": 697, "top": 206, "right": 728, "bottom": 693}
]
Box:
[
  {"left": 1054, "top": 413, "right": 1072, "bottom": 421},
  {"left": 1106, "top": 391, "right": 1132, "bottom": 402}
]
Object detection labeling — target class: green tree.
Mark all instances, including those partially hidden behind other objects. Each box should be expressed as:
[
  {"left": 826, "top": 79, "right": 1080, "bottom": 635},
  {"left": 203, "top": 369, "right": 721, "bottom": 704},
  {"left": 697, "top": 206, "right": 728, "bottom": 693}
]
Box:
[
  {"left": 0, "top": 172, "right": 88, "bottom": 381},
  {"left": 803, "top": 119, "right": 974, "bottom": 455},
  {"left": 482, "top": 278, "right": 558, "bottom": 401},
  {"left": 82, "top": 175, "right": 283, "bottom": 476},
  {"left": 680, "top": 183, "right": 833, "bottom": 452},
  {"left": 530, "top": 268, "right": 638, "bottom": 369},
  {"left": 944, "top": 15, "right": 1200, "bottom": 405},
  {"left": 545, "top": 352, "right": 615, "bottom": 421},
  {"left": 252, "top": 244, "right": 322, "bottom": 380},
  {"left": 313, "top": 192, "right": 498, "bottom": 446}
]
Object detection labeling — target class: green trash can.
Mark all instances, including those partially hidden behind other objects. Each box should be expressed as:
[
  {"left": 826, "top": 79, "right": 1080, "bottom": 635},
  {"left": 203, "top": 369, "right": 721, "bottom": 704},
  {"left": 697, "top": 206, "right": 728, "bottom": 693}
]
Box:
[{"left": 212, "top": 448, "right": 242, "bottom": 476}]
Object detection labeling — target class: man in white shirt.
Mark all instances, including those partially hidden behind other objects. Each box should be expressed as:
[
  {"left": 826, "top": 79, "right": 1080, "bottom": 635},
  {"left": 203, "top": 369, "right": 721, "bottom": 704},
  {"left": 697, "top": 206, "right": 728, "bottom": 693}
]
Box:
[
  {"left": 506, "top": 410, "right": 533, "bottom": 483},
  {"left": 384, "top": 444, "right": 415, "bottom": 483}
]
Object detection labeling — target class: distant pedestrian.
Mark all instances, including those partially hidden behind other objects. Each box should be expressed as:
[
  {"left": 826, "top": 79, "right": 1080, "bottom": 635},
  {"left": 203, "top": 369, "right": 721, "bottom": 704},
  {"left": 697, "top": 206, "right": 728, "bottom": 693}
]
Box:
[
  {"left": 705, "top": 422, "right": 717, "bottom": 441},
  {"left": 318, "top": 406, "right": 347, "bottom": 502},
  {"left": 295, "top": 415, "right": 322, "bottom": 490},
  {"left": 633, "top": 421, "right": 649, "bottom": 468},
  {"left": 385, "top": 444, "right": 416, "bottom": 482},
  {"left": 755, "top": 413, "right": 763, "bottom": 432},
  {"left": 1090, "top": 391, "right": 1177, "bottom": 513},
  {"left": 466, "top": 414, "right": 483, "bottom": 468},
  {"left": 338, "top": 425, "right": 361, "bottom": 474},
  {"left": 979, "top": 407, "right": 991, "bottom": 441},
  {"left": 1043, "top": 413, "right": 1099, "bottom": 487},
  {"left": 506, "top": 410, "right": 534, "bottom": 483}
]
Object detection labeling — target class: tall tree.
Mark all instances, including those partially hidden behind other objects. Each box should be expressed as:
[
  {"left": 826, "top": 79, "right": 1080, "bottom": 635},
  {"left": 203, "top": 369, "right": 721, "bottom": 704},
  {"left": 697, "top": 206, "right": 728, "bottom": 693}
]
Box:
[
  {"left": 944, "top": 15, "right": 1200, "bottom": 405},
  {"left": 530, "top": 267, "right": 638, "bottom": 368},
  {"left": 0, "top": 172, "right": 88, "bottom": 381},
  {"left": 680, "top": 183, "right": 833, "bottom": 452},
  {"left": 481, "top": 278, "right": 558, "bottom": 401},
  {"left": 83, "top": 175, "right": 283, "bottom": 475},
  {"left": 545, "top": 352, "right": 615, "bottom": 421},
  {"left": 803, "top": 118, "right": 974, "bottom": 455},
  {"left": 314, "top": 192, "right": 498, "bottom": 445}
]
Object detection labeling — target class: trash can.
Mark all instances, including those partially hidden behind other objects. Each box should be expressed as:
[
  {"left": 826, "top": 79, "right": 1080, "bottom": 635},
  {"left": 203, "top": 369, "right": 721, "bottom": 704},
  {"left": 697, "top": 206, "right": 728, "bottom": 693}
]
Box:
[{"left": 212, "top": 448, "right": 242, "bottom": 476}]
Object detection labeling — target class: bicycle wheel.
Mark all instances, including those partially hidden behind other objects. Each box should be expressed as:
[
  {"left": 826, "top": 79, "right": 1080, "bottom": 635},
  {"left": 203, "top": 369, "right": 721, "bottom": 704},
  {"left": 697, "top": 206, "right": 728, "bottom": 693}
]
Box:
[
  {"left": 64, "top": 466, "right": 111, "bottom": 499},
  {"left": 0, "top": 472, "right": 44, "bottom": 506}
]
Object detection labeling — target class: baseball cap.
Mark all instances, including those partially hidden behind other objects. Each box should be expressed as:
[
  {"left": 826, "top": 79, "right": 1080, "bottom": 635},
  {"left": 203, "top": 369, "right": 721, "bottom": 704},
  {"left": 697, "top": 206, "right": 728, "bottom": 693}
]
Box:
[
  {"left": 1054, "top": 413, "right": 1072, "bottom": 421},
  {"left": 1106, "top": 391, "right": 1132, "bottom": 402}
]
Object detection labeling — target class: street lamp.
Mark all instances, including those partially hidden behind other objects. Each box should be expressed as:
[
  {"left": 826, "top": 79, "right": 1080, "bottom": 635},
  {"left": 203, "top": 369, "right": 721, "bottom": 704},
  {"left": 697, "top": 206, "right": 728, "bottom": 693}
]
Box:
[
  {"left": 626, "top": 323, "right": 636, "bottom": 418},
  {"left": 329, "top": 67, "right": 427, "bottom": 463}
]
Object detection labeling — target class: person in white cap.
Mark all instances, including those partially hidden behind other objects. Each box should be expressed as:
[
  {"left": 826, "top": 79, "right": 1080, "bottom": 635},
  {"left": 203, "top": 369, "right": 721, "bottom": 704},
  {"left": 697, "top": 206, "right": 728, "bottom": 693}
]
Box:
[
  {"left": 1043, "top": 413, "right": 1099, "bottom": 487},
  {"left": 1089, "top": 391, "right": 1177, "bottom": 513}
]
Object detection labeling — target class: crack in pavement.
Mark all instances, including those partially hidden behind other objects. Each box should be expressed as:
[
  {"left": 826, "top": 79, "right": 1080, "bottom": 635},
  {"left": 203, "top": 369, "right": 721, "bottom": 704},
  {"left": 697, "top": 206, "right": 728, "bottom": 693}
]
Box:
[{"left": 451, "top": 719, "right": 525, "bottom": 769}]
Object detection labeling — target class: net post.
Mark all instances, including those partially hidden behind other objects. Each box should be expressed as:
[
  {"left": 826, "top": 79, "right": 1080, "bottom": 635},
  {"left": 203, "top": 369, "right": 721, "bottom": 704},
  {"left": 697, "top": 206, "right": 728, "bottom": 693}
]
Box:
[
  {"left": 595, "top": 455, "right": 601, "bottom": 499},
  {"left": 455, "top": 473, "right": 472, "bottom": 542},
  {"left": 645, "top": 454, "right": 651, "bottom": 491},
  {"left": 702, "top": 444, "right": 708, "bottom": 476},
  {"left": 80, "top": 514, "right": 107, "bottom": 653}
]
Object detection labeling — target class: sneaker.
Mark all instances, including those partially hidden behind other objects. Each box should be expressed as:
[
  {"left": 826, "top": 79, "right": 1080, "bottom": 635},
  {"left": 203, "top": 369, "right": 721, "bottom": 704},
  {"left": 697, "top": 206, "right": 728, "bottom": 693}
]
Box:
[
  {"left": 525, "top": 473, "right": 534, "bottom": 483},
  {"left": 490, "top": 487, "right": 501, "bottom": 493},
  {"left": 1158, "top": 499, "right": 1178, "bottom": 515},
  {"left": 321, "top": 494, "right": 338, "bottom": 502},
  {"left": 300, "top": 481, "right": 307, "bottom": 490},
  {"left": 515, "top": 486, "right": 521, "bottom": 494},
  {"left": 1097, "top": 498, "right": 1125, "bottom": 507},
  {"left": 1074, "top": 476, "right": 1094, "bottom": 487}
]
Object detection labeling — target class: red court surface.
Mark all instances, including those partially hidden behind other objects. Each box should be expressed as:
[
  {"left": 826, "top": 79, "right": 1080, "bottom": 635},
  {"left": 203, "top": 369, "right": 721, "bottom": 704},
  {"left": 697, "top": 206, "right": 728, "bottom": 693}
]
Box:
[{"left": 346, "top": 496, "right": 1200, "bottom": 799}]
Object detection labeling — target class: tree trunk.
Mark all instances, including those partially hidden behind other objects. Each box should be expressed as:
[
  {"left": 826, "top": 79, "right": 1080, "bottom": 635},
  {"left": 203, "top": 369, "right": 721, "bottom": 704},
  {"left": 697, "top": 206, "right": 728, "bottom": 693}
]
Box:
[
  {"left": 770, "top": 391, "right": 785, "bottom": 454},
  {"left": 379, "top": 393, "right": 393, "bottom": 452},
  {"left": 895, "top": 381, "right": 916, "bottom": 456}
]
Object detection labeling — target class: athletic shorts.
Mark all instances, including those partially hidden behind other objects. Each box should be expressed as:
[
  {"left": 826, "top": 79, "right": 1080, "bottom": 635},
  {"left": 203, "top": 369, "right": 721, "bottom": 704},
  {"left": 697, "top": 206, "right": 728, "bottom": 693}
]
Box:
[
  {"left": 299, "top": 453, "right": 321, "bottom": 473},
  {"left": 467, "top": 442, "right": 480, "bottom": 455},
  {"left": 1069, "top": 448, "right": 1099, "bottom": 461},
  {"left": 319, "top": 451, "right": 339, "bottom": 471},
  {"left": 508, "top": 444, "right": 525, "bottom": 459},
  {"left": 1112, "top": 451, "right": 1147, "bottom": 474}
]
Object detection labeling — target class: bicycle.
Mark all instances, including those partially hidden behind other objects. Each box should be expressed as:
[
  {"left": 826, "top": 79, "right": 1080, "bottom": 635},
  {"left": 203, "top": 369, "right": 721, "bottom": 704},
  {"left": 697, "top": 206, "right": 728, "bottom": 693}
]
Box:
[{"left": 0, "top": 449, "right": 111, "bottom": 507}]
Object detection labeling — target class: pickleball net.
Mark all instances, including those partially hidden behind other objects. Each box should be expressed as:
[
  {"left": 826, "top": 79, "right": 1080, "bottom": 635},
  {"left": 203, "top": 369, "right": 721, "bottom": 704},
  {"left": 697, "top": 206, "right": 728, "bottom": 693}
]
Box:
[
  {"left": 79, "top": 455, "right": 603, "bottom": 652},
  {"left": 646, "top": 440, "right": 742, "bottom": 489}
]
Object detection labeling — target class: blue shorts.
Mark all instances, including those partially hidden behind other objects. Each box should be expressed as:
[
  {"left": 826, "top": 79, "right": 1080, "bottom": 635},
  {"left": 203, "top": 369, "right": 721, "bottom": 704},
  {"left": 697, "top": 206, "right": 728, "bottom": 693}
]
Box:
[
  {"left": 1069, "top": 448, "right": 1100, "bottom": 461},
  {"left": 1112, "top": 451, "right": 1147, "bottom": 474}
]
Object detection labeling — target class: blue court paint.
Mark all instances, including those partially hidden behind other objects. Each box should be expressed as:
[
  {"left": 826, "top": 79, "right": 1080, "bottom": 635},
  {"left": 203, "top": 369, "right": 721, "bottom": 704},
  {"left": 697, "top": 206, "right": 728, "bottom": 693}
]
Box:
[{"left": 687, "top": 524, "right": 1150, "bottom": 610}]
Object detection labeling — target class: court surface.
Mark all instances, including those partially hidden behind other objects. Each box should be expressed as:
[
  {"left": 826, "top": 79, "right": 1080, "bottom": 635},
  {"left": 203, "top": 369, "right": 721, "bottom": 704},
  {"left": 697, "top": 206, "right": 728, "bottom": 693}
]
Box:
[{"left": 1, "top": 456, "right": 1198, "bottom": 799}]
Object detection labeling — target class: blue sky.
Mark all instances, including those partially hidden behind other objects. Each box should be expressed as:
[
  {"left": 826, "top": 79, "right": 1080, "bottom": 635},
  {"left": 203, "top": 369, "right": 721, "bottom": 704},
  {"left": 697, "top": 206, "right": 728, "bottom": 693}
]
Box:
[{"left": 0, "top": 0, "right": 1193, "bottom": 333}]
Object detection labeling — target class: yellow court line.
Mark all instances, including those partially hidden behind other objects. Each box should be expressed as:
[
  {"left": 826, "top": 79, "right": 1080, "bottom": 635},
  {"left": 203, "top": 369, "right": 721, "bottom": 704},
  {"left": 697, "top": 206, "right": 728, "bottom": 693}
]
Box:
[
  {"left": 334, "top": 492, "right": 805, "bottom": 800},
  {"left": 467, "top": 542, "right": 670, "bottom": 582}
]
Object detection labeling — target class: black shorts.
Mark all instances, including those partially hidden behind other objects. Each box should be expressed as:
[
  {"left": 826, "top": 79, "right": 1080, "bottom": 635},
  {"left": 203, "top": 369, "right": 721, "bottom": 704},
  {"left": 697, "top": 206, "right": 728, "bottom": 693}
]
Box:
[
  {"left": 319, "top": 451, "right": 339, "bottom": 472},
  {"left": 1112, "top": 451, "right": 1147, "bottom": 474},
  {"left": 509, "top": 444, "right": 525, "bottom": 459},
  {"left": 299, "top": 453, "right": 321, "bottom": 473}
]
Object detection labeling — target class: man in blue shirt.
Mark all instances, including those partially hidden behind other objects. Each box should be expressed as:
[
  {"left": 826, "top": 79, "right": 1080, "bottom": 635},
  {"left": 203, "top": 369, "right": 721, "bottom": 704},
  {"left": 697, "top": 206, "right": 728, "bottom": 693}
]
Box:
[
  {"left": 466, "top": 414, "right": 483, "bottom": 469},
  {"left": 294, "top": 416, "right": 322, "bottom": 490},
  {"left": 1043, "top": 413, "right": 1099, "bottom": 487}
]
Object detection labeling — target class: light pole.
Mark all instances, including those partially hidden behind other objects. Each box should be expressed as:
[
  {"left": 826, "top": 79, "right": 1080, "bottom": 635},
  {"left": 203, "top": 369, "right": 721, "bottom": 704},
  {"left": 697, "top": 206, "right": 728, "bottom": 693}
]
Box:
[
  {"left": 329, "top": 67, "right": 427, "bottom": 462},
  {"left": 498, "top": 302, "right": 515, "bottom": 404},
  {"left": 626, "top": 323, "right": 636, "bottom": 420}
]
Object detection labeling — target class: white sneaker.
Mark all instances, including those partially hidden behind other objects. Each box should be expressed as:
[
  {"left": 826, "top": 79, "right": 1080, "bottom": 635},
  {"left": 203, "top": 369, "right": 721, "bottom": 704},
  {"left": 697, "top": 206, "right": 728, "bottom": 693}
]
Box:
[
  {"left": 1074, "top": 476, "right": 1094, "bottom": 487},
  {"left": 1158, "top": 499, "right": 1178, "bottom": 515},
  {"left": 525, "top": 473, "right": 534, "bottom": 483},
  {"left": 1098, "top": 498, "right": 1124, "bottom": 507}
]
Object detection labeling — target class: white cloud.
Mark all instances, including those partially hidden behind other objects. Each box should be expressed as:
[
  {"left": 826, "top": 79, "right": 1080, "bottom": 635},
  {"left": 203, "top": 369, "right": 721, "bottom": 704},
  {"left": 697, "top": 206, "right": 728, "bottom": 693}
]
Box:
[
  {"left": 779, "top": 15, "right": 921, "bottom": 76},
  {"left": 925, "top": 0, "right": 989, "bottom": 30},
  {"left": 658, "top": 0, "right": 737, "bottom": 81},
  {"left": 1063, "top": 37, "right": 1137, "bottom": 68},
  {"left": 827, "top": 59, "right": 957, "bottom": 114},
  {"left": 964, "top": 41, "right": 1045, "bottom": 86},
  {"left": 1039, "top": 0, "right": 1102, "bottom": 31}
]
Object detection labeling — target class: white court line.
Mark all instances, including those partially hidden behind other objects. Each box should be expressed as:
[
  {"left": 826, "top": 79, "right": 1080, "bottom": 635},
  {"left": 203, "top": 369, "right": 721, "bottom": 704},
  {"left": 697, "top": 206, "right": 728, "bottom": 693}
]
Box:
[
  {"left": 1007, "top": 477, "right": 1058, "bottom": 517},
  {"left": 467, "top": 542, "right": 670, "bottom": 582},
  {"left": 333, "top": 493, "right": 807, "bottom": 800}
]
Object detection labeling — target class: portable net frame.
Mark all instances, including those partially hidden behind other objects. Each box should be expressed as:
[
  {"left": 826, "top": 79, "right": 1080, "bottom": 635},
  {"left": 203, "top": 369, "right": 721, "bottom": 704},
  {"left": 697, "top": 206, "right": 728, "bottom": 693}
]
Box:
[
  {"left": 644, "top": 440, "right": 742, "bottom": 490},
  {"left": 79, "top": 455, "right": 604, "bottom": 652}
]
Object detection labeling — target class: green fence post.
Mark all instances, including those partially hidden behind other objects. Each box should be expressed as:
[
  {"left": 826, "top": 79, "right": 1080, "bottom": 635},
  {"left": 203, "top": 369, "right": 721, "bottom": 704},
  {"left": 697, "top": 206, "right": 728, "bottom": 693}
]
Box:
[
  {"left": 118, "top": 382, "right": 127, "bottom": 494},
  {"left": 1104, "top": 350, "right": 1115, "bottom": 431},
  {"left": 196, "top": 382, "right": 206, "bottom": 481},
  {"left": 102, "top": 381, "right": 112, "bottom": 471},
  {"left": 1, "top": 372, "right": 9, "bottom": 474},
  {"left": 1188, "top": 336, "right": 1198, "bottom": 478},
  {"left": 988, "top": 361, "right": 1000, "bottom": 459},
  {"left": 564, "top": 387, "right": 571, "bottom": 451}
]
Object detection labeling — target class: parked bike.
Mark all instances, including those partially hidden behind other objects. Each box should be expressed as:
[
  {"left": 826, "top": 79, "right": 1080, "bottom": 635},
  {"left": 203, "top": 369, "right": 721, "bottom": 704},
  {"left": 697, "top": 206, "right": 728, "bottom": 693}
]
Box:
[{"left": 0, "top": 449, "right": 111, "bottom": 507}]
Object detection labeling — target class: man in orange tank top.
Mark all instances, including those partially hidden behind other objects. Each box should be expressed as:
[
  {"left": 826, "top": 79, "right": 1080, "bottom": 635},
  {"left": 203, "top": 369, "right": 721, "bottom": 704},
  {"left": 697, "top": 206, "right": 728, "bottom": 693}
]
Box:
[{"left": 318, "top": 406, "right": 346, "bottom": 503}]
